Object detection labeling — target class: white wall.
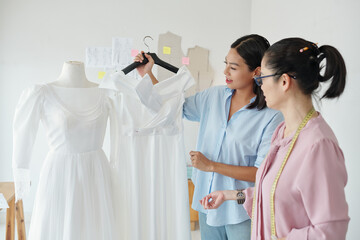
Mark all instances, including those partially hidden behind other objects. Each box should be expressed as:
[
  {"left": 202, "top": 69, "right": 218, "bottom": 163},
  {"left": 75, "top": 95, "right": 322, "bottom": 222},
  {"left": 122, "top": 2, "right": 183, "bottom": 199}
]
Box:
[
  {"left": 0, "top": 0, "right": 251, "bottom": 217},
  {"left": 250, "top": 0, "right": 360, "bottom": 239},
  {"left": 1, "top": 0, "right": 359, "bottom": 238}
]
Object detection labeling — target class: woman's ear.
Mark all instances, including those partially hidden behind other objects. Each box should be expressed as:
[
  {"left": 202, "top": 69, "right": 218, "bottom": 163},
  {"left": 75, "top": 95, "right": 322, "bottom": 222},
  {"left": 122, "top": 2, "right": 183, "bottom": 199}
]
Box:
[
  {"left": 253, "top": 66, "right": 261, "bottom": 77},
  {"left": 281, "top": 74, "right": 292, "bottom": 92}
]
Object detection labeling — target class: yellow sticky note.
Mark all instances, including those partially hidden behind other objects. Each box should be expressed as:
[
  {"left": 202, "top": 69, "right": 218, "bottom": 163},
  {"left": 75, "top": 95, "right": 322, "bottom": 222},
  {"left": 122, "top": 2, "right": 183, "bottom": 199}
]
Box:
[
  {"left": 163, "top": 46, "right": 171, "bottom": 55},
  {"left": 98, "top": 71, "right": 106, "bottom": 79}
]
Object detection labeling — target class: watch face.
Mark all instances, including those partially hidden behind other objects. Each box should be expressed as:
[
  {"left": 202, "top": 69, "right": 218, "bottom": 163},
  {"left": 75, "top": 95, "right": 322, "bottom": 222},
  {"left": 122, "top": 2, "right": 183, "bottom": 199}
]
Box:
[
  {"left": 237, "top": 191, "right": 245, "bottom": 198},
  {"left": 236, "top": 191, "right": 245, "bottom": 204}
]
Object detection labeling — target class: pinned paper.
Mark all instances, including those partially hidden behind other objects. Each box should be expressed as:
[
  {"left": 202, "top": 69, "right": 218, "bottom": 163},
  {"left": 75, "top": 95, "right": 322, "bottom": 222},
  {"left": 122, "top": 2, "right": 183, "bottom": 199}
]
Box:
[
  {"left": 163, "top": 46, "right": 171, "bottom": 55},
  {"left": 112, "top": 37, "right": 133, "bottom": 66},
  {"left": 131, "top": 49, "right": 139, "bottom": 57},
  {"left": 0, "top": 193, "right": 9, "bottom": 209},
  {"left": 98, "top": 71, "right": 106, "bottom": 79},
  {"left": 182, "top": 57, "right": 190, "bottom": 65},
  {"left": 158, "top": 32, "right": 183, "bottom": 80},
  {"left": 86, "top": 47, "right": 113, "bottom": 68}
]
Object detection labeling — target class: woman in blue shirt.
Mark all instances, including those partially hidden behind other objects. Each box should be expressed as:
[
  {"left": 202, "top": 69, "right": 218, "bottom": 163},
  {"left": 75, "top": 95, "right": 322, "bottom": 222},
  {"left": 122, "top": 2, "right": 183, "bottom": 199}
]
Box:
[{"left": 135, "top": 34, "right": 283, "bottom": 240}]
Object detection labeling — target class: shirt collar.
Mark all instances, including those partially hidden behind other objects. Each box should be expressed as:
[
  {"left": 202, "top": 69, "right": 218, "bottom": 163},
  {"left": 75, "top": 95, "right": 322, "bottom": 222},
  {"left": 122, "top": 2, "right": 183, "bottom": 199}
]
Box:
[
  {"left": 224, "top": 87, "right": 257, "bottom": 104},
  {"left": 225, "top": 87, "right": 234, "bottom": 94}
]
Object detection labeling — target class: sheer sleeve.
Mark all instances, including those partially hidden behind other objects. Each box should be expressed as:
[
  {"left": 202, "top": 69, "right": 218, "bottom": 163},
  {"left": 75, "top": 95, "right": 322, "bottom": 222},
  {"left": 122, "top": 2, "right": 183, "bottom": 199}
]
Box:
[
  {"left": 99, "top": 66, "right": 195, "bottom": 114},
  {"left": 136, "top": 66, "right": 195, "bottom": 112},
  {"left": 99, "top": 71, "right": 162, "bottom": 113},
  {"left": 12, "top": 84, "right": 44, "bottom": 202}
]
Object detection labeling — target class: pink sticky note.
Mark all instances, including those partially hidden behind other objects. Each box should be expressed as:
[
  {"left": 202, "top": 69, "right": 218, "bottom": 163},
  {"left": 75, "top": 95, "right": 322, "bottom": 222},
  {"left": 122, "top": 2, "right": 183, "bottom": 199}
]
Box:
[
  {"left": 131, "top": 49, "right": 139, "bottom": 57},
  {"left": 182, "top": 57, "right": 190, "bottom": 65}
]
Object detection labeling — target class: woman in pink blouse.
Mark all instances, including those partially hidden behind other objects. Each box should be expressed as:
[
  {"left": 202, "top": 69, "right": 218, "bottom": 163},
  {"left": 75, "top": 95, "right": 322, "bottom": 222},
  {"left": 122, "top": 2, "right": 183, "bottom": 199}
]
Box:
[{"left": 200, "top": 38, "right": 349, "bottom": 240}]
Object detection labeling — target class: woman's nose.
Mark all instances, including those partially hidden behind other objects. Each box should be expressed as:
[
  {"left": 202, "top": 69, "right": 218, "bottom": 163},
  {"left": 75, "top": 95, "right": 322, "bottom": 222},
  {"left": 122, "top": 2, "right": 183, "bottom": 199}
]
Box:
[{"left": 223, "top": 66, "right": 229, "bottom": 76}]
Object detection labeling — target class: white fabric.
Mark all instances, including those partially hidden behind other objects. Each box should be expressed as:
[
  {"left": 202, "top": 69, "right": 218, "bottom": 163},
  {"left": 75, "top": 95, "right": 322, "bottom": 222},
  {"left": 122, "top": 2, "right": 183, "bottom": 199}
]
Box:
[
  {"left": 100, "top": 66, "right": 194, "bottom": 240},
  {"left": 12, "top": 84, "right": 117, "bottom": 240}
]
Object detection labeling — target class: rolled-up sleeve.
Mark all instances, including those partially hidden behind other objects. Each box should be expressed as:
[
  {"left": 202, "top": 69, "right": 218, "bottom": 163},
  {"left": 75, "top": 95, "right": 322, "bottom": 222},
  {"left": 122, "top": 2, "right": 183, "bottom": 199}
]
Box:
[
  {"left": 183, "top": 88, "right": 211, "bottom": 122},
  {"left": 254, "top": 112, "right": 283, "bottom": 168}
]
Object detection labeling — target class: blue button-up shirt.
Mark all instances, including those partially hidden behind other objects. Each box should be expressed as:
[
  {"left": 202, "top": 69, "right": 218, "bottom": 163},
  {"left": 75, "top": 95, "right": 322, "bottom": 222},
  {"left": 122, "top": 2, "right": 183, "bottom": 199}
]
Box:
[{"left": 183, "top": 86, "right": 283, "bottom": 226}]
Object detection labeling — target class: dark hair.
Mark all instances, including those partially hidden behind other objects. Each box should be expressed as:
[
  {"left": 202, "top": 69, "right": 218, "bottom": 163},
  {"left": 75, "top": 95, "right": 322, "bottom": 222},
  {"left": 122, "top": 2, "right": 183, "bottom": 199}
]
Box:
[
  {"left": 231, "top": 34, "right": 270, "bottom": 110},
  {"left": 264, "top": 38, "right": 346, "bottom": 99}
]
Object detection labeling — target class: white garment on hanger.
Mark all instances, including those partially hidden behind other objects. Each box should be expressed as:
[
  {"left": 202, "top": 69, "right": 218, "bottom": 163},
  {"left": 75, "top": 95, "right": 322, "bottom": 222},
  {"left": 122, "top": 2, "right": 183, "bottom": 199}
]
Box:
[
  {"left": 12, "top": 84, "right": 118, "bottom": 240},
  {"left": 100, "top": 66, "right": 194, "bottom": 240}
]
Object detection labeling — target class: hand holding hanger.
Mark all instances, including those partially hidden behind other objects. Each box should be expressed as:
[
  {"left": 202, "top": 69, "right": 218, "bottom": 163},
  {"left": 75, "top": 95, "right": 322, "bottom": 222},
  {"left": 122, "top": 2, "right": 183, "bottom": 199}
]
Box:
[
  {"left": 122, "top": 36, "right": 179, "bottom": 75},
  {"left": 134, "top": 51, "right": 159, "bottom": 85},
  {"left": 134, "top": 51, "right": 154, "bottom": 78}
]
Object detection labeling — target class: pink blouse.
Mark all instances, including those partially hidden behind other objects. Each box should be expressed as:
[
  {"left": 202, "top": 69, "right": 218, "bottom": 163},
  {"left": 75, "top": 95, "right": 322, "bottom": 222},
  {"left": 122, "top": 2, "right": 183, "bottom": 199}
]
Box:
[{"left": 244, "top": 114, "right": 349, "bottom": 240}]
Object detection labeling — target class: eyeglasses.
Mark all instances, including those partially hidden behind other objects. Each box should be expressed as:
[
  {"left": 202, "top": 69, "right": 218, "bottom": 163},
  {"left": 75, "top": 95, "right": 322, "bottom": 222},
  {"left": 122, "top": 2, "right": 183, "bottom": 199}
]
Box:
[{"left": 253, "top": 73, "right": 297, "bottom": 86}]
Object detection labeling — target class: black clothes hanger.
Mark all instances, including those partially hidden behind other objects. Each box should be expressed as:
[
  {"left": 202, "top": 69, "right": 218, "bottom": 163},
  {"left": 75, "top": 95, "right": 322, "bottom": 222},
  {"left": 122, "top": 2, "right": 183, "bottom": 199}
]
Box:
[
  {"left": 122, "top": 52, "right": 179, "bottom": 75},
  {"left": 122, "top": 36, "right": 179, "bottom": 75}
]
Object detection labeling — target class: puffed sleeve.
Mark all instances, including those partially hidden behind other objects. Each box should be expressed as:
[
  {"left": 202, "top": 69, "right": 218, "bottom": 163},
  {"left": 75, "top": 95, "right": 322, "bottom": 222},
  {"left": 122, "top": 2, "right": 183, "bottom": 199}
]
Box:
[
  {"left": 12, "top": 84, "right": 44, "bottom": 202},
  {"left": 254, "top": 112, "right": 283, "bottom": 168},
  {"left": 286, "top": 139, "right": 349, "bottom": 240},
  {"left": 104, "top": 91, "right": 119, "bottom": 169}
]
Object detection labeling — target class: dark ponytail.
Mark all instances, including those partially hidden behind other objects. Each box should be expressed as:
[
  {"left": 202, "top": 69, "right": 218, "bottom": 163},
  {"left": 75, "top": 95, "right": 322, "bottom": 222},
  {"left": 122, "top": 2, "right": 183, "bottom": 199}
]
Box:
[
  {"left": 264, "top": 38, "right": 346, "bottom": 99},
  {"left": 317, "top": 45, "right": 346, "bottom": 98},
  {"left": 231, "top": 34, "right": 270, "bottom": 110}
]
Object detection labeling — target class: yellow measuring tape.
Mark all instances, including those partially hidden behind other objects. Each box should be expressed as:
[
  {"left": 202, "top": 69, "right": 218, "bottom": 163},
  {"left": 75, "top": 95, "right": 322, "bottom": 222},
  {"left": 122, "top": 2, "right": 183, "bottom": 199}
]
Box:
[{"left": 251, "top": 108, "right": 315, "bottom": 240}]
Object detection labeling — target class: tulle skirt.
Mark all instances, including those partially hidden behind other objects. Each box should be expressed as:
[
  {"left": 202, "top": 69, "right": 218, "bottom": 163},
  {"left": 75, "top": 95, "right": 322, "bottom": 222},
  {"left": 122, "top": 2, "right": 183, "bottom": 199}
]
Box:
[{"left": 28, "top": 149, "right": 117, "bottom": 240}]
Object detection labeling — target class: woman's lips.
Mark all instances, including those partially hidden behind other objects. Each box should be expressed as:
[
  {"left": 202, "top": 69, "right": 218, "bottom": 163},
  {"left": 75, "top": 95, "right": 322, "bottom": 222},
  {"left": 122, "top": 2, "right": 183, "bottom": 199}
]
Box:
[{"left": 226, "top": 78, "right": 233, "bottom": 84}]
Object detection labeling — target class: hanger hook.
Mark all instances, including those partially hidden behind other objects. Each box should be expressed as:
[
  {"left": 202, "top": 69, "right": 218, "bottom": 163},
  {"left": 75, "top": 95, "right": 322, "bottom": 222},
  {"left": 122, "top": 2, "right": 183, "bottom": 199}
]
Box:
[{"left": 143, "top": 36, "right": 153, "bottom": 53}]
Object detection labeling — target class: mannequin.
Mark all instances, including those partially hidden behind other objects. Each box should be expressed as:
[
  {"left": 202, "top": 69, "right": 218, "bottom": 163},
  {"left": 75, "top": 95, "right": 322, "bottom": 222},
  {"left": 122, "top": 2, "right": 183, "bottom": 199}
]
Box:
[
  {"left": 13, "top": 61, "right": 118, "bottom": 239},
  {"left": 51, "top": 61, "right": 98, "bottom": 88}
]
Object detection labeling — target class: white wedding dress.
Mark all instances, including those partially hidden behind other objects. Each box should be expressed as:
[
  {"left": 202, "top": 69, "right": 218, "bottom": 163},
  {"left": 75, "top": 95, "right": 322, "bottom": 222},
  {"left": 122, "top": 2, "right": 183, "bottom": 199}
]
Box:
[
  {"left": 12, "top": 84, "right": 117, "bottom": 240},
  {"left": 100, "top": 66, "right": 194, "bottom": 240}
]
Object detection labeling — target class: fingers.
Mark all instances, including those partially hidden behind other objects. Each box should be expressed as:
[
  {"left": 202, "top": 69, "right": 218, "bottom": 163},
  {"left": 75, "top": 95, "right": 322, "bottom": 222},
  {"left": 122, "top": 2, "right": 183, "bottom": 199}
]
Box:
[
  {"left": 144, "top": 53, "right": 154, "bottom": 62},
  {"left": 189, "top": 151, "right": 199, "bottom": 156},
  {"left": 200, "top": 196, "right": 207, "bottom": 209},
  {"left": 200, "top": 194, "right": 219, "bottom": 209},
  {"left": 204, "top": 196, "right": 210, "bottom": 209},
  {"left": 189, "top": 151, "right": 196, "bottom": 164},
  {"left": 190, "top": 156, "right": 197, "bottom": 167},
  {"left": 134, "top": 55, "right": 143, "bottom": 62},
  {"left": 134, "top": 51, "right": 145, "bottom": 62}
]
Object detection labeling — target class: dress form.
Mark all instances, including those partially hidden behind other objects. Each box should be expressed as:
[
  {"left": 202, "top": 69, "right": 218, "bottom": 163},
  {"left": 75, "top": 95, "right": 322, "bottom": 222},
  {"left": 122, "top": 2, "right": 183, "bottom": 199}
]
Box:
[{"left": 51, "top": 61, "right": 97, "bottom": 88}]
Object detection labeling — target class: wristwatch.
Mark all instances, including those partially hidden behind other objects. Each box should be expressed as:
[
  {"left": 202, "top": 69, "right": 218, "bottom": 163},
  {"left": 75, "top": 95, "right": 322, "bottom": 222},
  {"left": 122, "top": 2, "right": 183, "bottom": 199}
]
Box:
[{"left": 236, "top": 189, "right": 246, "bottom": 204}]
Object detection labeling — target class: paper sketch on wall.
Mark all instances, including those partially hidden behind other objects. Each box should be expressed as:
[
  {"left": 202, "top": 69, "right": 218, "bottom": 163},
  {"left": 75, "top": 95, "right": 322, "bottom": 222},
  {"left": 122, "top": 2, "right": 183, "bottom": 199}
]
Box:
[
  {"left": 85, "top": 37, "right": 138, "bottom": 79},
  {"left": 85, "top": 32, "right": 214, "bottom": 88},
  {"left": 112, "top": 37, "right": 133, "bottom": 67},
  {"left": 85, "top": 47, "right": 113, "bottom": 68},
  {"left": 157, "top": 31, "right": 214, "bottom": 97}
]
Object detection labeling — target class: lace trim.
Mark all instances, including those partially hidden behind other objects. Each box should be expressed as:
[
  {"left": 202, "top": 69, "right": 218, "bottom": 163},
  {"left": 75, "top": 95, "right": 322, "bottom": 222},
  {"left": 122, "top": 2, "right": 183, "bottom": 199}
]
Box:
[{"left": 13, "top": 168, "right": 31, "bottom": 202}]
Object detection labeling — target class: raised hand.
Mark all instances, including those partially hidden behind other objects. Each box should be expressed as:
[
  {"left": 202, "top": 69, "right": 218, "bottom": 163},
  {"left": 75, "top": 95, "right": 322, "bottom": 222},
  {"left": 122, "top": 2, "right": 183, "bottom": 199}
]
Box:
[{"left": 134, "top": 51, "right": 154, "bottom": 77}]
